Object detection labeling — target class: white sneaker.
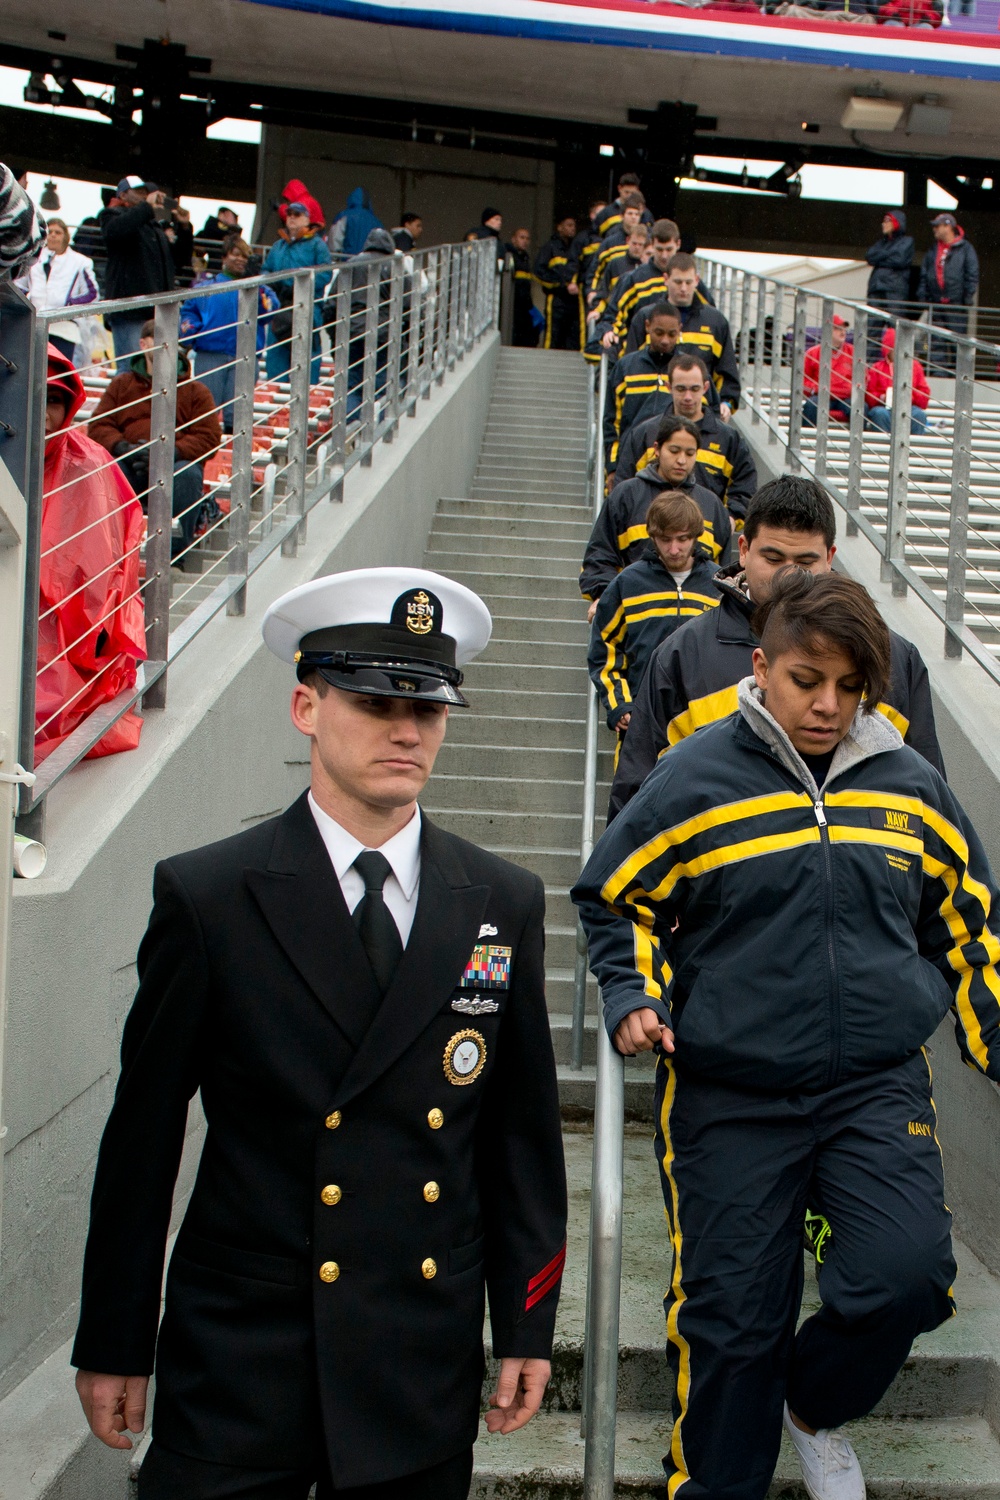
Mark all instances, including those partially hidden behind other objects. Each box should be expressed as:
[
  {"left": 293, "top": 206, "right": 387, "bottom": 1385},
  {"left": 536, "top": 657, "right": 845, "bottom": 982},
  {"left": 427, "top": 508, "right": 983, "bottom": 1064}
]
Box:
[{"left": 783, "top": 1402, "right": 866, "bottom": 1500}]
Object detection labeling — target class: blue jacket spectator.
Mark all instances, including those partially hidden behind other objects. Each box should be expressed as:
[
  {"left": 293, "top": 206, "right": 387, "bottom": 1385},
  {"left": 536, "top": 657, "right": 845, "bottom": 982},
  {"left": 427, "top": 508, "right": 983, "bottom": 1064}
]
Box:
[
  {"left": 865, "top": 211, "right": 914, "bottom": 313},
  {"left": 329, "top": 188, "right": 382, "bottom": 256},
  {"left": 180, "top": 235, "right": 279, "bottom": 431},
  {"left": 262, "top": 206, "right": 332, "bottom": 384}
]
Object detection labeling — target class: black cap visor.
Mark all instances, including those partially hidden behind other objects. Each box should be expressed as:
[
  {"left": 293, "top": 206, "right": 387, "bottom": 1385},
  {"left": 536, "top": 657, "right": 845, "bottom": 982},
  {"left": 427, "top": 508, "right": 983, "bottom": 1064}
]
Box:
[{"left": 301, "top": 653, "right": 468, "bottom": 706}]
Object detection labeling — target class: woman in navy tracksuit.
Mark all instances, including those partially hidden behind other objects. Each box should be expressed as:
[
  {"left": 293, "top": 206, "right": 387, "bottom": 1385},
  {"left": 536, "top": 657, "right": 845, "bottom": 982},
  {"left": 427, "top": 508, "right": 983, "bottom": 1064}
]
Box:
[{"left": 575, "top": 569, "right": 1000, "bottom": 1500}]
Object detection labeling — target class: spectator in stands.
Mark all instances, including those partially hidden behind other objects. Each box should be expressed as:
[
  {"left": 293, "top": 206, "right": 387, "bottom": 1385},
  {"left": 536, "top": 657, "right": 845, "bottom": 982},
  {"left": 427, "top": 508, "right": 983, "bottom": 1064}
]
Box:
[
  {"left": 0, "top": 160, "right": 45, "bottom": 279},
  {"left": 99, "top": 176, "right": 175, "bottom": 367},
  {"left": 534, "top": 214, "right": 582, "bottom": 350},
  {"left": 161, "top": 200, "right": 195, "bottom": 280},
  {"left": 865, "top": 326, "right": 930, "bottom": 434},
  {"left": 392, "top": 213, "right": 423, "bottom": 252},
  {"left": 917, "top": 213, "right": 979, "bottom": 369},
  {"left": 865, "top": 211, "right": 914, "bottom": 347},
  {"left": 506, "top": 227, "right": 539, "bottom": 348},
  {"left": 278, "top": 178, "right": 325, "bottom": 234},
  {"left": 198, "top": 206, "right": 241, "bottom": 242},
  {"left": 72, "top": 187, "right": 116, "bottom": 275},
  {"left": 589, "top": 489, "right": 723, "bottom": 734},
  {"left": 341, "top": 227, "right": 402, "bottom": 418},
  {"left": 37, "top": 346, "right": 146, "bottom": 762},
  {"left": 180, "top": 234, "right": 279, "bottom": 433},
  {"left": 22, "top": 217, "right": 99, "bottom": 362},
  {"left": 262, "top": 201, "right": 332, "bottom": 384},
  {"left": 329, "top": 186, "right": 380, "bottom": 255},
  {"left": 89, "top": 319, "right": 221, "bottom": 564},
  {"left": 803, "top": 315, "right": 854, "bottom": 427},
  {"left": 475, "top": 208, "right": 504, "bottom": 241}
]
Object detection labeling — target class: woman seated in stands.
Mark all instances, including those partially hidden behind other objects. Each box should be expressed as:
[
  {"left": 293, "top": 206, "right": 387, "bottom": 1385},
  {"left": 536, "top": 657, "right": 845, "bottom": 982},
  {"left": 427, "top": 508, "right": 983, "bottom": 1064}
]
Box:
[
  {"left": 36, "top": 347, "right": 147, "bottom": 763},
  {"left": 865, "top": 326, "right": 930, "bottom": 435}
]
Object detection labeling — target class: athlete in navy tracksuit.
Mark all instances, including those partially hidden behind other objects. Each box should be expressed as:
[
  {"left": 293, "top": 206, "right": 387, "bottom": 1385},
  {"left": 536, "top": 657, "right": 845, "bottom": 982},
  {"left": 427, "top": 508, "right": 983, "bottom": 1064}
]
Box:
[{"left": 574, "top": 568, "right": 1000, "bottom": 1500}]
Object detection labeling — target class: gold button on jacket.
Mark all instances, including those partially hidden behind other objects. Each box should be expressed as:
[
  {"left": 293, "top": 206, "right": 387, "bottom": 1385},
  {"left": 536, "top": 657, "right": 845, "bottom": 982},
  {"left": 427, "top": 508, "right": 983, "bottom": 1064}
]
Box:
[
  {"left": 423, "top": 1181, "right": 440, "bottom": 1203},
  {"left": 319, "top": 1261, "right": 340, "bottom": 1283},
  {"left": 325, "top": 1111, "right": 342, "bottom": 1130},
  {"left": 321, "top": 1184, "right": 342, "bottom": 1206},
  {"left": 421, "top": 1258, "right": 437, "bottom": 1279},
  {"left": 427, "top": 1108, "right": 444, "bottom": 1130}
]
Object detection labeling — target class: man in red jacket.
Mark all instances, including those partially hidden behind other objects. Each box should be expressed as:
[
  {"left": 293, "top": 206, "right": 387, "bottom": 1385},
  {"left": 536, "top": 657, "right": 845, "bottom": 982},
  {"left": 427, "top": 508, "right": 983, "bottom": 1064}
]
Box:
[
  {"left": 803, "top": 315, "right": 853, "bottom": 428},
  {"left": 865, "top": 326, "right": 930, "bottom": 435}
]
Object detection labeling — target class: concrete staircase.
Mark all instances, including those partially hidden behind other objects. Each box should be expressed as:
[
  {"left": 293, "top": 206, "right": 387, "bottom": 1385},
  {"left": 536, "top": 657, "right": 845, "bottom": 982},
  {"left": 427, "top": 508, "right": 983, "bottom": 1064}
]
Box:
[{"left": 422, "top": 345, "right": 622, "bottom": 1102}]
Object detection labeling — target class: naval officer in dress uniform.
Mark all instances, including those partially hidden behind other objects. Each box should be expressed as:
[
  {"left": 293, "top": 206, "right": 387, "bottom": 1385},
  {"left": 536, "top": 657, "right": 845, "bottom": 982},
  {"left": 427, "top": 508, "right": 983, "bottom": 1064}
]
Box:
[{"left": 72, "top": 567, "right": 568, "bottom": 1500}]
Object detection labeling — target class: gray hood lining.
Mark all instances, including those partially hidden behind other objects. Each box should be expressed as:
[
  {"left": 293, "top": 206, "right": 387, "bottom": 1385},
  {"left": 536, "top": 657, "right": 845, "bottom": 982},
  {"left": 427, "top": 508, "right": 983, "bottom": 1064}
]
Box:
[{"left": 736, "top": 676, "right": 903, "bottom": 799}]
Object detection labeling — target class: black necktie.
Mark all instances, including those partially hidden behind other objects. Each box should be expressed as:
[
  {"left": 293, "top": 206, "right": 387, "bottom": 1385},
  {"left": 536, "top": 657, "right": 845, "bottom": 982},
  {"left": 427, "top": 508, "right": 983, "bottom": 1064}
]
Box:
[{"left": 352, "top": 851, "right": 404, "bottom": 996}]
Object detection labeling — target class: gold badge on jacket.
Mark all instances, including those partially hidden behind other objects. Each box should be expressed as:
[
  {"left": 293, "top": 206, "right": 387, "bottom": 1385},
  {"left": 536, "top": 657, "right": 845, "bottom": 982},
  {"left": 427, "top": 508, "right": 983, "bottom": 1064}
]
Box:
[{"left": 443, "top": 1029, "right": 487, "bottom": 1086}]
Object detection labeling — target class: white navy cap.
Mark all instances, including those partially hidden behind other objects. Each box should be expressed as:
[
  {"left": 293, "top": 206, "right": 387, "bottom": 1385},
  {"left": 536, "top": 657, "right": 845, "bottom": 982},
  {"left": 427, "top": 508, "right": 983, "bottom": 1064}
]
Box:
[{"left": 262, "top": 567, "right": 492, "bottom": 707}]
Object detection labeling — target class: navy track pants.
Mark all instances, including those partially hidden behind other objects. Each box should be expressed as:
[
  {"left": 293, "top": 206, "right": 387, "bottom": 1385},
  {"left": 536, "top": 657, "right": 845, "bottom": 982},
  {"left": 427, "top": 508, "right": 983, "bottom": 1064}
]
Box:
[{"left": 653, "top": 1049, "right": 956, "bottom": 1500}]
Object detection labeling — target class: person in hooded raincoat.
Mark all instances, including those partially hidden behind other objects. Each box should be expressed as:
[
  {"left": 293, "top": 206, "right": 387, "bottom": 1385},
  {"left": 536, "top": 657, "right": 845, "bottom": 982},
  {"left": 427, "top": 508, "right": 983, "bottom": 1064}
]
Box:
[
  {"left": 277, "top": 179, "right": 325, "bottom": 234},
  {"left": 36, "top": 346, "right": 147, "bottom": 763},
  {"left": 329, "top": 187, "right": 383, "bottom": 257}
]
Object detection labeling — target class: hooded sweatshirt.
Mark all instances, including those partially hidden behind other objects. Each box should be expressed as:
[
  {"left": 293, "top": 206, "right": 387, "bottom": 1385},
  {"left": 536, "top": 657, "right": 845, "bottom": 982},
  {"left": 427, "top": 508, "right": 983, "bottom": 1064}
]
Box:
[
  {"left": 580, "top": 466, "right": 730, "bottom": 600},
  {"left": 612, "top": 399, "right": 757, "bottom": 520},
  {"left": 37, "top": 347, "right": 147, "bottom": 763},
  {"left": 865, "top": 211, "right": 914, "bottom": 305},
  {"left": 330, "top": 188, "right": 384, "bottom": 256},
  {"left": 278, "top": 179, "right": 325, "bottom": 231},
  {"left": 866, "top": 327, "right": 930, "bottom": 412}
]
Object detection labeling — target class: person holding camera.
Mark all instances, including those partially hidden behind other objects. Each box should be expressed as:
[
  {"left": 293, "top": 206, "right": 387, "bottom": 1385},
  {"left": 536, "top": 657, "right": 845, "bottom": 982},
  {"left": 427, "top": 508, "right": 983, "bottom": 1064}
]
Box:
[{"left": 99, "top": 176, "right": 176, "bottom": 367}]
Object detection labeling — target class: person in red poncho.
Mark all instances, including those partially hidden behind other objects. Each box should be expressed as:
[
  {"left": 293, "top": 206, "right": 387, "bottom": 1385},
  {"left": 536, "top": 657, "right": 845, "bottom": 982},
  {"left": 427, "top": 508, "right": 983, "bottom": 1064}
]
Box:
[
  {"left": 277, "top": 177, "right": 324, "bottom": 232},
  {"left": 802, "top": 315, "right": 853, "bottom": 428},
  {"left": 865, "top": 326, "right": 930, "bottom": 435},
  {"left": 35, "top": 346, "right": 147, "bottom": 763}
]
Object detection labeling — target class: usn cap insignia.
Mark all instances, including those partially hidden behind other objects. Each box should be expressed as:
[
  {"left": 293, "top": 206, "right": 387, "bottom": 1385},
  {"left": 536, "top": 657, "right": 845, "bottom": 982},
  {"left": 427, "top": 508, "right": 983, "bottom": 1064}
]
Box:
[{"left": 391, "top": 587, "right": 442, "bottom": 638}]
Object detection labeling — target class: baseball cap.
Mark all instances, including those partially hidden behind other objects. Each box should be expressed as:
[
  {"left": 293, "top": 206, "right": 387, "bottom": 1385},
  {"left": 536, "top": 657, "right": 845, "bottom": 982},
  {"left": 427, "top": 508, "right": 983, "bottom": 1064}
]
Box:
[
  {"left": 117, "top": 175, "right": 156, "bottom": 195},
  {"left": 931, "top": 213, "right": 958, "bottom": 228},
  {"left": 285, "top": 201, "right": 309, "bottom": 215}
]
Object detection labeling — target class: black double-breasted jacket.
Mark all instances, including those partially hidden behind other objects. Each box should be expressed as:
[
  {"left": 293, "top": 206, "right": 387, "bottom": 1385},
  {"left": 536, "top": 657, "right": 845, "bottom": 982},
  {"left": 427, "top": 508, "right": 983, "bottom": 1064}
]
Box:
[{"left": 72, "top": 794, "right": 567, "bottom": 1486}]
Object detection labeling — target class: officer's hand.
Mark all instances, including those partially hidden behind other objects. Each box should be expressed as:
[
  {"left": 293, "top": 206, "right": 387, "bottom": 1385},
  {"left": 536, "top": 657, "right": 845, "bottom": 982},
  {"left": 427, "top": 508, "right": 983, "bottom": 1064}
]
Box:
[
  {"left": 75, "top": 1371, "right": 149, "bottom": 1449},
  {"left": 587, "top": 600, "right": 599, "bottom": 623},
  {"left": 614, "top": 1008, "right": 675, "bottom": 1056},
  {"left": 485, "top": 1357, "right": 550, "bottom": 1435}
]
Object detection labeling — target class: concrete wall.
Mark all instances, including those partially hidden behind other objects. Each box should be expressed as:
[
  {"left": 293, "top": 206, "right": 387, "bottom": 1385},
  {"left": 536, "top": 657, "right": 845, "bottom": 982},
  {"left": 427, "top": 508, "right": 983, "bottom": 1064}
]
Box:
[
  {"left": 737, "top": 412, "right": 1000, "bottom": 1278},
  {"left": 255, "top": 125, "right": 556, "bottom": 257},
  {"left": 0, "top": 331, "right": 498, "bottom": 1495}
]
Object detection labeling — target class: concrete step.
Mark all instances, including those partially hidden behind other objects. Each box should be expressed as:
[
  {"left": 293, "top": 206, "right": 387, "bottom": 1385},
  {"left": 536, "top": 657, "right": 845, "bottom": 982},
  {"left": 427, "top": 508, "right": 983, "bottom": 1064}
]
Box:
[
  {"left": 439, "top": 570, "right": 585, "bottom": 601},
  {"left": 460, "top": 661, "right": 590, "bottom": 694},
  {"left": 428, "top": 532, "right": 585, "bottom": 562},
  {"left": 462, "top": 689, "right": 589, "bottom": 718},
  {"left": 472, "top": 615, "right": 589, "bottom": 644},
  {"left": 427, "top": 549, "right": 580, "bottom": 581},
  {"left": 430, "top": 514, "right": 593, "bottom": 541},
  {"left": 478, "top": 637, "right": 594, "bottom": 668},
  {"left": 434, "top": 741, "right": 613, "bottom": 779},
  {"left": 441, "top": 498, "right": 593, "bottom": 521},
  {"left": 424, "top": 806, "right": 593, "bottom": 849},
  {"left": 427, "top": 772, "right": 607, "bottom": 815},
  {"left": 447, "top": 714, "right": 588, "bottom": 749}
]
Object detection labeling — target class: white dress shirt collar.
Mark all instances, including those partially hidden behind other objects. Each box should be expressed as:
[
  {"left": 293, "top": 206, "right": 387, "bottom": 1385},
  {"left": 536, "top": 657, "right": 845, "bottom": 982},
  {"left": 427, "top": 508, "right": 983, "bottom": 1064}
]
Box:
[{"left": 308, "top": 793, "right": 422, "bottom": 899}]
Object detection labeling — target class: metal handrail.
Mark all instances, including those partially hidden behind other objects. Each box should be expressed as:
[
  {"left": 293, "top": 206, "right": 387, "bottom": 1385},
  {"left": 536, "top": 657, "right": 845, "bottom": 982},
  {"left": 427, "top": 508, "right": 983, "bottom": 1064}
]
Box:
[
  {"left": 696, "top": 254, "right": 1000, "bottom": 693},
  {"left": 11, "top": 237, "right": 498, "bottom": 834},
  {"left": 577, "top": 353, "right": 626, "bottom": 1500}
]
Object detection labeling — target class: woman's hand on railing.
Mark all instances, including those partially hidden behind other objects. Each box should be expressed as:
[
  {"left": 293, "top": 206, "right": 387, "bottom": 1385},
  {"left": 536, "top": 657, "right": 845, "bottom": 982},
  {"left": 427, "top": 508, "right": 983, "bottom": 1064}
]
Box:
[
  {"left": 485, "top": 1356, "right": 551, "bottom": 1435},
  {"left": 613, "top": 1008, "right": 675, "bottom": 1056}
]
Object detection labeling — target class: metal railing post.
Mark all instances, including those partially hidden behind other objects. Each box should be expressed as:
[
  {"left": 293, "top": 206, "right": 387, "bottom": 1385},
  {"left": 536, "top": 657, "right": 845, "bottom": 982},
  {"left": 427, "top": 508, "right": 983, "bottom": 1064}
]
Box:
[
  {"left": 768, "top": 284, "right": 785, "bottom": 443},
  {"left": 572, "top": 355, "right": 608, "bottom": 1072},
  {"left": 448, "top": 248, "right": 461, "bottom": 371},
  {"left": 814, "top": 302, "right": 834, "bottom": 482},
  {"left": 945, "top": 338, "right": 975, "bottom": 658},
  {"left": 330, "top": 269, "right": 351, "bottom": 501},
  {"left": 14, "top": 308, "right": 48, "bottom": 838},
  {"left": 847, "top": 308, "right": 867, "bottom": 536},
  {"left": 405, "top": 256, "right": 421, "bottom": 416},
  {"left": 739, "top": 274, "right": 752, "bottom": 388},
  {"left": 581, "top": 1022, "right": 625, "bottom": 1500},
  {"left": 226, "top": 283, "right": 258, "bottom": 616},
  {"left": 882, "top": 317, "right": 914, "bottom": 597},
  {"left": 786, "top": 290, "right": 808, "bottom": 470},
  {"left": 751, "top": 276, "right": 767, "bottom": 424},
  {"left": 383, "top": 256, "right": 404, "bottom": 442},
  {"left": 360, "top": 261, "right": 379, "bottom": 466},
  {"left": 435, "top": 250, "right": 448, "bottom": 387},
  {"left": 143, "top": 298, "right": 179, "bottom": 710},
  {"left": 281, "top": 269, "right": 313, "bottom": 555}
]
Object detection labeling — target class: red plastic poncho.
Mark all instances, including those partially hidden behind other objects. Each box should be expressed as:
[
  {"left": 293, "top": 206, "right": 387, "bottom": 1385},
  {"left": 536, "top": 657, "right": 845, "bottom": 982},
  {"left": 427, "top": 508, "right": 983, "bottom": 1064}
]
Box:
[{"left": 35, "top": 346, "right": 147, "bottom": 763}]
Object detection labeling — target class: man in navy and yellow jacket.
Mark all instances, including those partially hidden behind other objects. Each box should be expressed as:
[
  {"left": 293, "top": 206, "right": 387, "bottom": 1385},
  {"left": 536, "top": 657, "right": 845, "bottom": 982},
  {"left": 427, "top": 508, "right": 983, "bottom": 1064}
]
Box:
[
  {"left": 612, "top": 352, "right": 757, "bottom": 519},
  {"left": 582, "top": 415, "right": 730, "bottom": 604},
  {"left": 534, "top": 214, "right": 583, "bottom": 350},
  {"left": 574, "top": 566, "right": 1000, "bottom": 1500},
  {"left": 610, "top": 477, "right": 943, "bottom": 815},
  {"left": 588, "top": 491, "right": 722, "bottom": 732},
  {"left": 603, "top": 303, "right": 681, "bottom": 466},
  {"left": 624, "top": 254, "right": 740, "bottom": 415}
]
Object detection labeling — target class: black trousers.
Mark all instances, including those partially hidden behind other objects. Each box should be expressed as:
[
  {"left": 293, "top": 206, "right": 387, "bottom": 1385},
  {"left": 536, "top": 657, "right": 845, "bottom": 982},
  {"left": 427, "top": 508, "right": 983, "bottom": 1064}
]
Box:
[
  {"left": 543, "top": 290, "right": 583, "bottom": 351},
  {"left": 654, "top": 1050, "right": 955, "bottom": 1500},
  {"left": 138, "top": 1444, "right": 474, "bottom": 1500}
]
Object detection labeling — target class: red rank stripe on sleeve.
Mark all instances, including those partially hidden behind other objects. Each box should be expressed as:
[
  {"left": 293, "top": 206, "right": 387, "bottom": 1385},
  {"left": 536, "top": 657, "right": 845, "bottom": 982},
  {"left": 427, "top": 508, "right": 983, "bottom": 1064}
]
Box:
[{"left": 524, "top": 1243, "right": 567, "bottom": 1312}]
